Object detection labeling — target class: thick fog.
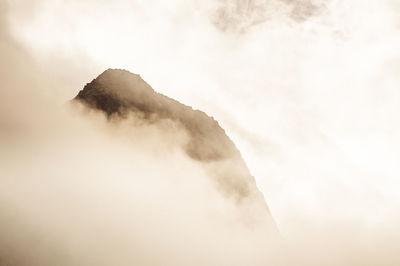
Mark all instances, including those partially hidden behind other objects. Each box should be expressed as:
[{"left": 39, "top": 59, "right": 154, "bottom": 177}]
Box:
[{"left": 1, "top": 0, "right": 400, "bottom": 265}]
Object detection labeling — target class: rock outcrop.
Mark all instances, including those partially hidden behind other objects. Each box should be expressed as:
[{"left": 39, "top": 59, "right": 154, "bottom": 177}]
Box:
[{"left": 73, "top": 69, "right": 277, "bottom": 231}]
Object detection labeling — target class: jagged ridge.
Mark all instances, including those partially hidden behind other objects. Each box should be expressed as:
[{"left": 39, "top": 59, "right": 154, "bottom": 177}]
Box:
[
  {"left": 75, "top": 69, "right": 242, "bottom": 163},
  {"left": 72, "top": 68, "right": 275, "bottom": 223}
]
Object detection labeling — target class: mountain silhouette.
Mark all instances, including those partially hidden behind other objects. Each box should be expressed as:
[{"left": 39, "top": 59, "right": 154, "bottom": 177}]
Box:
[{"left": 73, "top": 69, "right": 277, "bottom": 231}]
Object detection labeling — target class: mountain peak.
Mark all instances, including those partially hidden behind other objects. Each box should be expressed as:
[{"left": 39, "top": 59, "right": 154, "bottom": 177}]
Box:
[
  {"left": 75, "top": 69, "right": 238, "bottom": 161},
  {"left": 73, "top": 69, "right": 276, "bottom": 224}
]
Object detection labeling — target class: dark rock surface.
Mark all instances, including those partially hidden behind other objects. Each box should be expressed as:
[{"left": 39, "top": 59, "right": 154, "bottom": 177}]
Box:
[
  {"left": 75, "top": 69, "right": 239, "bottom": 162},
  {"left": 73, "top": 69, "right": 277, "bottom": 231}
]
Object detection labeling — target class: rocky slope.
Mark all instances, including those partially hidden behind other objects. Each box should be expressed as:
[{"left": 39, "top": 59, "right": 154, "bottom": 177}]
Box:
[{"left": 73, "top": 69, "right": 277, "bottom": 230}]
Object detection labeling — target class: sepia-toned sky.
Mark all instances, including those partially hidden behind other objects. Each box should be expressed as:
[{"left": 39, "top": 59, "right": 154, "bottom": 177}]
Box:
[{"left": 1, "top": 0, "right": 400, "bottom": 264}]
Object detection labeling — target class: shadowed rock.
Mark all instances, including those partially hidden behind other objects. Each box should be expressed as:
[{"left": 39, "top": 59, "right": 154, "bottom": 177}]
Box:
[
  {"left": 73, "top": 69, "right": 277, "bottom": 232},
  {"left": 75, "top": 69, "right": 239, "bottom": 162}
]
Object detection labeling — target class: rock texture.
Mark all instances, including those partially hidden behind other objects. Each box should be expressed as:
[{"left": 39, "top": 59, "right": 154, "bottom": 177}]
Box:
[
  {"left": 75, "top": 69, "right": 239, "bottom": 163},
  {"left": 74, "top": 69, "right": 277, "bottom": 230}
]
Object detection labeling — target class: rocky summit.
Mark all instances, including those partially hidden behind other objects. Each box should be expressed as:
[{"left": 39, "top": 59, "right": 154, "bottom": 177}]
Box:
[{"left": 73, "top": 69, "right": 277, "bottom": 231}]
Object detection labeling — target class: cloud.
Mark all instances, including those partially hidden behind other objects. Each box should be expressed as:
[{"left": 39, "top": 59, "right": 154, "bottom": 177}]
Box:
[
  {"left": 0, "top": 57, "right": 278, "bottom": 265},
  {"left": 212, "top": 0, "right": 325, "bottom": 32},
  {"left": 0, "top": 3, "right": 279, "bottom": 264},
  {"left": 2, "top": 0, "right": 400, "bottom": 264}
]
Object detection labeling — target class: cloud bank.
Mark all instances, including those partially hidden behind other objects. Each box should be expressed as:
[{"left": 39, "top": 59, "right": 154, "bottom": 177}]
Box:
[{"left": 1, "top": 0, "right": 400, "bottom": 264}]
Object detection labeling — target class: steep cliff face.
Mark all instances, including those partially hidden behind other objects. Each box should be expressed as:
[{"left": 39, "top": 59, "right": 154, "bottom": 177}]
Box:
[{"left": 74, "top": 69, "right": 277, "bottom": 230}]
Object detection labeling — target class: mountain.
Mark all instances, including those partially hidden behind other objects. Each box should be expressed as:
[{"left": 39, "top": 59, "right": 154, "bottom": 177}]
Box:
[{"left": 73, "top": 69, "right": 277, "bottom": 231}]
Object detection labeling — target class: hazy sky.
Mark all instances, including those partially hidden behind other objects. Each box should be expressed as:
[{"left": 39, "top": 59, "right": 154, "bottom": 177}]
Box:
[{"left": 2, "top": 0, "right": 400, "bottom": 263}]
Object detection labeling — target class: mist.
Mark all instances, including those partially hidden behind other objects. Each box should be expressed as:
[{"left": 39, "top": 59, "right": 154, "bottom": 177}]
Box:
[{"left": 1, "top": 0, "right": 400, "bottom": 265}]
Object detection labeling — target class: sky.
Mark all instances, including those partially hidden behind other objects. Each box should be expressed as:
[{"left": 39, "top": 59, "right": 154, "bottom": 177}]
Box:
[{"left": 1, "top": 0, "right": 400, "bottom": 264}]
